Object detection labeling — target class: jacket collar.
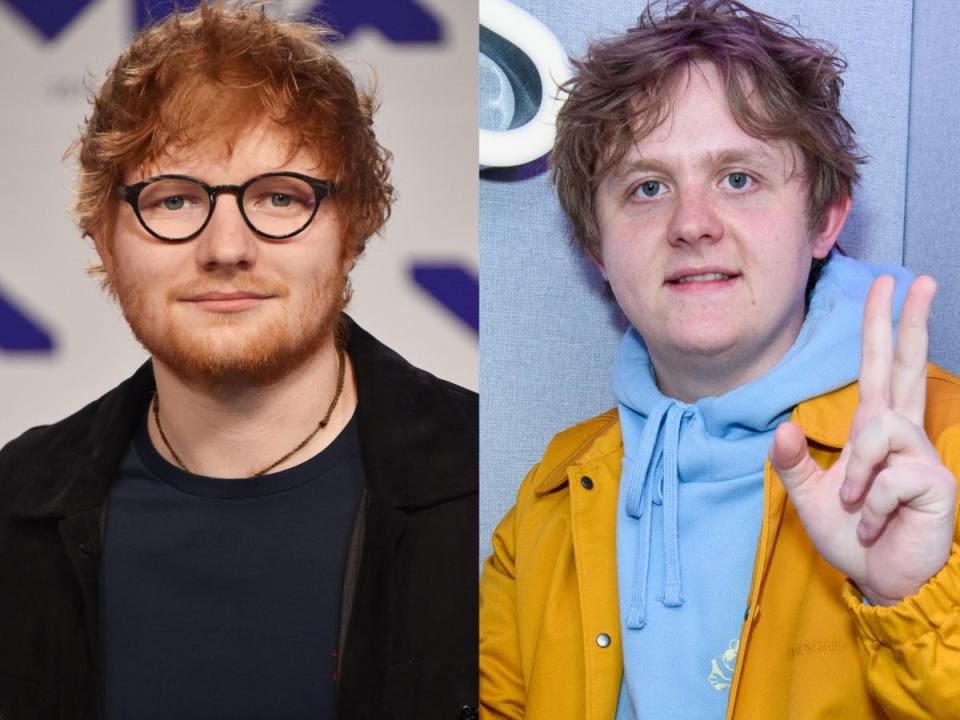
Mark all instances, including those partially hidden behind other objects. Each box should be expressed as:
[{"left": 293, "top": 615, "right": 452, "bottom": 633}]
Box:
[
  {"left": 534, "top": 410, "right": 621, "bottom": 496},
  {"left": 346, "top": 317, "right": 476, "bottom": 508},
  {"left": 12, "top": 316, "right": 475, "bottom": 518},
  {"left": 10, "top": 363, "right": 155, "bottom": 519},
  {"left": 790, "top": 381, "right": 858, "bottom": 449},
  {"left": 531, "top": 380, "right": 859, "bottom": 497}
]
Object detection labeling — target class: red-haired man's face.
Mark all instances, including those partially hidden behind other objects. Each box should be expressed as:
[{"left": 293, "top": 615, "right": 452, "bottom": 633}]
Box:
[
  {"left": 594, "top": 61, "right": 849, "bottom": 399},
  {"left": 97, "top": 121, "right": 351, "bottom": 385}
]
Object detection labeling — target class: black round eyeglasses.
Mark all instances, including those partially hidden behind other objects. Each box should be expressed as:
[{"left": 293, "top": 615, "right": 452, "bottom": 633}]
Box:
[{"left": 116, "top": 172, "right": 337, "bottom": 243}]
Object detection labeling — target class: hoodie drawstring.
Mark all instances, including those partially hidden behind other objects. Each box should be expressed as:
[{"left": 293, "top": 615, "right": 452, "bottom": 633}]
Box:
[{"left": 623, "top": 399, "right": 689, "bottom": 630}]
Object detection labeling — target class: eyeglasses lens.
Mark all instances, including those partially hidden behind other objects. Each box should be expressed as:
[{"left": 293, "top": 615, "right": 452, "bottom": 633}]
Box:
[
  {"left": 137, "top": 178, "right": 210, "bottom": 241},
  {"left": 241, "top": 175, "right": 317, "bottom": 237}
]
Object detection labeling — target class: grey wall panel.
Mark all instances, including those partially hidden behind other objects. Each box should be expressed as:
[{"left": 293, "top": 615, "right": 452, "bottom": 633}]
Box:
[
  {"left": 480, "top": 170, "right": 626, "bottom": 563},
  {"left": 748, "top": 0, "right": 914, "bottom": 263},
  {"left": 904, "top": 0, "right": 960, "bottom": 374},
  {"left": 480, "top": 0, "right": 920, "bottom": 562}
]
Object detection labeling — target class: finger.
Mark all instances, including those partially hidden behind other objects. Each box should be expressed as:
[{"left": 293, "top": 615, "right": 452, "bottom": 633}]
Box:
[
  {"left": 890, "top": 276, "right": 936, "bottom": 425},
  {"left": 857, "top": 465, "right": 931, "bottom": 543},
  {"left": 859, "top": 276, "right": 895, "bottom": 406},
  {"left": 842, "top": 410, "right": 937, "bottom": 503},
  {"left": 770, "top": 422, "right": 822, "bottom": 496}
]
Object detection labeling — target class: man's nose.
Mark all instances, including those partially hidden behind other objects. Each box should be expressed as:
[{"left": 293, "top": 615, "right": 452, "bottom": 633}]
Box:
[
  {"left": 667, "top": 185, "right": 724, "bottom": 247},
  {"left": 194, "top": 195, "right": 258, "bottom": 270}
]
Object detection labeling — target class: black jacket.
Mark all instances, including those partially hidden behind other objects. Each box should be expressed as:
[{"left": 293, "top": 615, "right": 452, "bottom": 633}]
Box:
[{"left": 0, "top": 319, "right": 478, "bottom": 720}]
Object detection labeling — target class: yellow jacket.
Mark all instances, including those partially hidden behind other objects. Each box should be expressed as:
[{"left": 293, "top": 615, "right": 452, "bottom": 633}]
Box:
[{"left": 480, "top": 366, "right": 960, "bottom": 719}]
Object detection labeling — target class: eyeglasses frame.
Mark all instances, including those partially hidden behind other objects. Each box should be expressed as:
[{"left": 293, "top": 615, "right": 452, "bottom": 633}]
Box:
[{"left": 116, "top": 171, "right": 337, "bottom": 243}]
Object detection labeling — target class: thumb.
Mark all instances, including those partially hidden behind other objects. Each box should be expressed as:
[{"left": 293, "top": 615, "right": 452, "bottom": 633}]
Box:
[{"left": 770, "top": 421, "right": 820, "bottom": 492}]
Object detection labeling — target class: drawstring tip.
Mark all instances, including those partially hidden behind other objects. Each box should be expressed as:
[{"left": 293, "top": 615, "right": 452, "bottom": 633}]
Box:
[
  {"left": 625, "top": 604, "right": 647, "bottom": 631},
  {"left": 663, "top": 581, "right": 684, "bottom": 608}
]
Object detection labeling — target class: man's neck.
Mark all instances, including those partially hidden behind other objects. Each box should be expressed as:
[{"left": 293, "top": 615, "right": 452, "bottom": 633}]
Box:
[
  {"left": 649, "top": 342, "right": 792, "bottom": 404},
  {"left": 147, "top": 341, "right": 357, "bottom": 478}
]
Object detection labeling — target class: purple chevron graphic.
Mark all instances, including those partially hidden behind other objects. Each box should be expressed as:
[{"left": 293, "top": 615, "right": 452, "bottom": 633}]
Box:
[
  {"left": 1, "top": 0, "right": 97, "bottom": 41},
  {"left": 308, "top": 0, "right": 442, "bottom": 43},
  {"left": 4, "top": 0, "right": 444, "bottom": 45},
  {"left": 0, "top": 289, "right": 55, "bottom": 352},
  {"left": 135, "top": 0, "right": 199, "bottom": 30},
  {"left": 411, "top": 264, "right": 478, "bottom": 334},
  {"left": 136, "top": 0, "right": 441, "bottom": 42}
]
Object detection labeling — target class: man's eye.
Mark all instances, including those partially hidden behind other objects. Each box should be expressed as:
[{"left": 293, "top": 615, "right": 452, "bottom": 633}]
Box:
[
  {"left": 725, "top": 173, "right": 753, "bottom": 190},
  {"left": 635, "top": 180, "right": 663, "bottom": 198},
  {"left": 162, "top": 196, "right": 187, "bottom": 211},
  {"left": 250, "top": 192, "right": 311, "bottom": 210},
  {"left": 150, "top": 194, "right": 203, "bottom": 212}
]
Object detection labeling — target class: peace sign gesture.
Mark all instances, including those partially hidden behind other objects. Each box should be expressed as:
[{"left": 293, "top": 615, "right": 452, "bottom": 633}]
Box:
[{"left": 770, "top": 275, "right": 957, "bottom": 605}]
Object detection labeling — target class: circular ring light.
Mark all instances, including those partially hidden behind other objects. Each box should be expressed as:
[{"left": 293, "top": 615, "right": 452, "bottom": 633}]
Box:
[{"left": 479, "top": 0, "right": 571, "bottom": 168}]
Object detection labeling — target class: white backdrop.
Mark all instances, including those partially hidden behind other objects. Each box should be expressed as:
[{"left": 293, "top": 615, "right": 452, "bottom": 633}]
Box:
[{"left": 0, "top": 0, "right": 478, "bottom": 447}]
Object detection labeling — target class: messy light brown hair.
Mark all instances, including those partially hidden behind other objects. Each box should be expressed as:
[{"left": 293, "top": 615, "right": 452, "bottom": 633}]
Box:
[
  {"left": 551, "top": 0, "right": 865, "bottom": 263},
  {"left": 75, "top": 1, "right": 393, "bottom": 278}
]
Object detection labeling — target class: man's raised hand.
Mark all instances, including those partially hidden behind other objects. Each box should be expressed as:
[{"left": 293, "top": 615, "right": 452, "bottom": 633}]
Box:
[{"left": 770, "top": 275, "right": 957, "bottom": 605}]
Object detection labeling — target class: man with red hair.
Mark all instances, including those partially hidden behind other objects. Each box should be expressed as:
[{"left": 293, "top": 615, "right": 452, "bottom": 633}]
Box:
[
  {"left": 0, "top": 5, "right": 477, "bottom": 719},
  {"left": 480, "top": 2, "right": 960, "bottom": 718}
]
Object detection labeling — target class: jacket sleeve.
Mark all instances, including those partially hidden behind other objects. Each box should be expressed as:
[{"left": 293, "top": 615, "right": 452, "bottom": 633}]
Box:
[
  {"left": 478, "top": 465, "right": 538, "bottom": 720},
  {"left": 842, "top": 424, "right": 960, "bottom": 720},
  {"left": 842, "top": 548, "right": 960, "bottom": 719}
]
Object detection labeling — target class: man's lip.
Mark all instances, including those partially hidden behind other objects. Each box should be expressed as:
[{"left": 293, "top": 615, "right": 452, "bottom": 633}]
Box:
[
  {"left": 182, "top": 291, "right": 275, "bottom": 301},
  {"left": 665, "top": 268, "right": 740, "bottom": 283},
  {"left": 181, "top": 292, "right": 276, "bottom": 313}
]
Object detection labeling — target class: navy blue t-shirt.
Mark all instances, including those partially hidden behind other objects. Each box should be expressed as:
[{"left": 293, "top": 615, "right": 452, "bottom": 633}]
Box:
[{"left": 99, "top": 411, "right": 363, "bottom": 719}]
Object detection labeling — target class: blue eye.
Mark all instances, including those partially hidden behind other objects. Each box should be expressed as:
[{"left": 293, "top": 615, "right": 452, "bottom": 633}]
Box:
[
  {"left": 636, "top": 180, "right": 663, "bottom": 198},
  {"left": 725, "top": 173, "right": 752, "bottom": 190}
]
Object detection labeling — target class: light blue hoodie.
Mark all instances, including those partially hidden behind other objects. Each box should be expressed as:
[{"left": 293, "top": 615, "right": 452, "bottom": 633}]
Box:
[{"left": 613, "top": 255, "right": 913, "bottom": 719}]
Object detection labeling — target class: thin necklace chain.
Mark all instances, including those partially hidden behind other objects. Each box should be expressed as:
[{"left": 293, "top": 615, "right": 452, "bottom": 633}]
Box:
[{"left": 152, "top": 348, "right": 346, "bottom": 477}]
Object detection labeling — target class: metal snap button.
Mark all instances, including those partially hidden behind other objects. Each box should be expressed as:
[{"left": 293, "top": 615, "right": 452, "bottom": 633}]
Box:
[
  {"left": 580, "top": 475, "right": 594, "bottom": 490},
  {"left": 596, "top": 632, "right": 611, "bottom": 648}
]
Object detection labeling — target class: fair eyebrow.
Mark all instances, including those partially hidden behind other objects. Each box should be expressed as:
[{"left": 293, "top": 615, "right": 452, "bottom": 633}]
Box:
[
  {"left": 706, "top": 146, "right": 781, "bottom": 171},
  {"left": 609, "top": 155, "right": 669, "bottom": 180},
  {"left": 610, "top": 145, "right": 783, "bottom": 181}
]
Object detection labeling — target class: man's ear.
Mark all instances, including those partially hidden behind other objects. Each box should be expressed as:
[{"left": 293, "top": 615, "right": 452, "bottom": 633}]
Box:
[{"left": 812, "top": 193, "right": 852, "bottom": 259}]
